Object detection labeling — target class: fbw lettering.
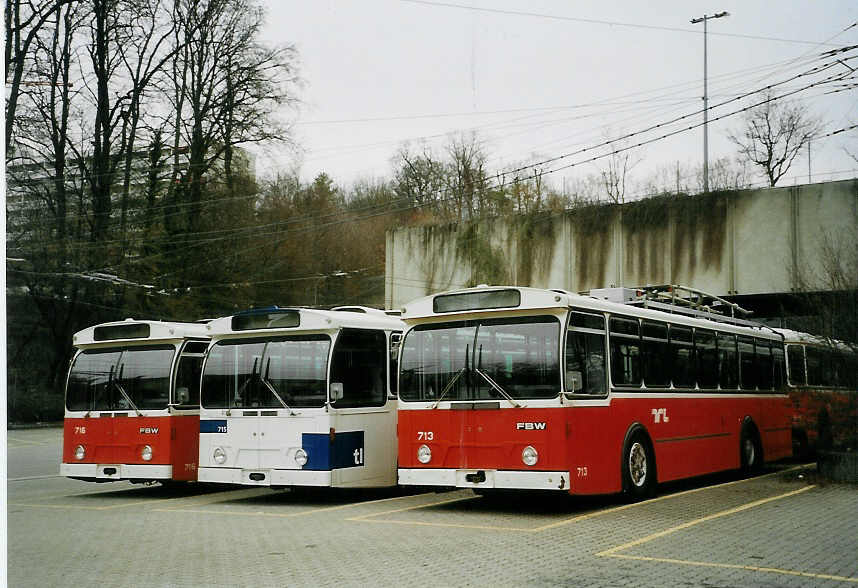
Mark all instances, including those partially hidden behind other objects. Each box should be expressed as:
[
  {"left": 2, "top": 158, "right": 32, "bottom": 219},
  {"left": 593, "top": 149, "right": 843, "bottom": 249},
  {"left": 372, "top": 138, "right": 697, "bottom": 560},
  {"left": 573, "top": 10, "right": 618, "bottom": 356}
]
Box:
[
  {"left": 139, "top": 427, "right": 159, "bottom": 434},
  {"left": 516, "top": 422, "right": 547, "bottom": 430}
]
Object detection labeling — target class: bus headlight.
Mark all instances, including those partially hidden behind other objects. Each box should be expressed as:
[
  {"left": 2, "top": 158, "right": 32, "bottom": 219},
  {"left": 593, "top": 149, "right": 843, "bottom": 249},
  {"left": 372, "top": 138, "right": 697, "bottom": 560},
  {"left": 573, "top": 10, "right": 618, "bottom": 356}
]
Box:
[
  {"left": 74, "top": 445, "right": 85, "bottom": 460},
  {"left": 522, "top": 445, "right": 538, "bottom": 466},
  {"left": 294, "top": 448, "right": 308, "bottom": 467},
  {"left": 417, "top": 444, "right": 431, "bottom": 464},
  {"left": 213, "top": 446, "right": 227, "bottom": 465},
  {"left": 141, "top": 445, "right": 153, "bottom": 461}
]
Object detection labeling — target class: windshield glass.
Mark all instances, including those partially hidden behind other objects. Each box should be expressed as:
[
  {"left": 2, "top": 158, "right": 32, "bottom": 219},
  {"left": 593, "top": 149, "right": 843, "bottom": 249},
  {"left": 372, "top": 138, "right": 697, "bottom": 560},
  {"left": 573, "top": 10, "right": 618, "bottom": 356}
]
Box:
[
  {"left": 66, "top": 346, "right": 175, "bottom": 411},
  {"left": 201, "top": 335, "right": 330, "bottom": 409},
  {"left": 399, "top": 316, "right": 561, "bottom": 402}
]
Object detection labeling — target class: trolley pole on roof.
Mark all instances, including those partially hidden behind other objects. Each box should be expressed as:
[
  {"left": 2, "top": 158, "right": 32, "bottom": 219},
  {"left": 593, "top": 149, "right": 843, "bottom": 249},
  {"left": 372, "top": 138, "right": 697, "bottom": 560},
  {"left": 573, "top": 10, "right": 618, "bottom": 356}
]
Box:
[{"left": 691, "top": 11, "right": 729, "bottom": 193}]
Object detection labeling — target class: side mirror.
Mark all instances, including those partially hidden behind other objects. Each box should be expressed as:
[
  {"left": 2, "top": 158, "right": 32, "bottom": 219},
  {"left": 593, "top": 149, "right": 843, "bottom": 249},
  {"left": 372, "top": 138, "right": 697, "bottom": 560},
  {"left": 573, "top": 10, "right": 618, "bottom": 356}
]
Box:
[
  {"left": 566, "top": 370, "right": 583, "bottom": 393},
  {"left": 330, "top": 382, "right": 344, "bottom": 402}
]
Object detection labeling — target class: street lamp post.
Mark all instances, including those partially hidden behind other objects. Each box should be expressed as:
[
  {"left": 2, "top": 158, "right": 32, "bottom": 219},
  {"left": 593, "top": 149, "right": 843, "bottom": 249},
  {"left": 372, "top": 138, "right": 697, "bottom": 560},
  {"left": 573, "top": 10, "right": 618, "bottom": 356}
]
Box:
[{"left": 691, "top": 11, "right": 729, "bottom": 193}]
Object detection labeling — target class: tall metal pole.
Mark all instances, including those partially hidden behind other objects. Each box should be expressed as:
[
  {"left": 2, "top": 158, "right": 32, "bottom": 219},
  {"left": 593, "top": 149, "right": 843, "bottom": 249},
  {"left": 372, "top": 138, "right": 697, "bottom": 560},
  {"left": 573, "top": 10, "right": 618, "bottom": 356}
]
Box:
[{"left": 691, "top": 11, "right": 729, "bottom": 193}]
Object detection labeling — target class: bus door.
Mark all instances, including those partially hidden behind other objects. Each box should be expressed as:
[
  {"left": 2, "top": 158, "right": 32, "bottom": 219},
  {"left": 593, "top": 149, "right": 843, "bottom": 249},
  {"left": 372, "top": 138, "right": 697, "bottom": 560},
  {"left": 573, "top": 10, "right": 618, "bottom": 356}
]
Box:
[
  {"left": 328, "top": 329, "right": 397, "bottom": 486},
  {"left": 170, "top": 341, "right": 207, "bottom": 480}
]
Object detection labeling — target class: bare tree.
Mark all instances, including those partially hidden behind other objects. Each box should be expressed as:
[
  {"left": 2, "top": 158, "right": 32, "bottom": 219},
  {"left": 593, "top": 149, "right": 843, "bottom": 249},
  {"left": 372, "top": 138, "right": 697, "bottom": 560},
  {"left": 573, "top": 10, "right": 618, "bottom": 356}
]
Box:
[
  {"left": 391, "top": 142, "right": 447, "bottom": 215},
  {"left": 169, "top": 0, "right": 298, "bottom": 234},
  {"left": 5, "top": 0, "right": 74, "bottom": 158},
  {"left": 598, "top": 136, "right": 641, "bottom": 204},
  {"left": 728, "top": 93, "right": 822, "bottom": 187}
]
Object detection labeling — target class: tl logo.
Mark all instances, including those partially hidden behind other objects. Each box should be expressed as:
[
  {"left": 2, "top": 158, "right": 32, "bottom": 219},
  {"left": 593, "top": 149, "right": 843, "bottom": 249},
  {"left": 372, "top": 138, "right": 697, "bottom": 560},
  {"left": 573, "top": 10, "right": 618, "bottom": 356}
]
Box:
[{"left": 651, "top": 408, "right": 669, "bottom": 424}]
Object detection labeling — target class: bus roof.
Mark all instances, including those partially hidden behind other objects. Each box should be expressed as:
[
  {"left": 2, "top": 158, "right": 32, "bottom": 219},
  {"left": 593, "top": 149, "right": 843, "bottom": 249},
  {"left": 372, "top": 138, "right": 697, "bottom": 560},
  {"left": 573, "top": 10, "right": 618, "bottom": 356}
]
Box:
[
  {"left": 73, "top": 319, "right": 210, "bottom": 347},
  {"left": 204, "top": 307, "right": 404, "bottom": 338},
  {"left": 400, "top": 285, "right": 782, "bottom": 340},
  {"left": 772, "top": 328, "right": 857, "bottom": 351}
]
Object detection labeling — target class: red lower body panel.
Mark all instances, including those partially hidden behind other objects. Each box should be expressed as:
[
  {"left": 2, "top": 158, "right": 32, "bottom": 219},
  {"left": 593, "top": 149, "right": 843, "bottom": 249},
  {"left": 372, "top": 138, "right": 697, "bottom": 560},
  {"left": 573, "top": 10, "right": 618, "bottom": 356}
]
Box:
[
  {"left": 398, "top": 394, "right": 792, "bottom": 495},
  {"left": 62, "top": 415, "right": 199, "bottom": 481}
]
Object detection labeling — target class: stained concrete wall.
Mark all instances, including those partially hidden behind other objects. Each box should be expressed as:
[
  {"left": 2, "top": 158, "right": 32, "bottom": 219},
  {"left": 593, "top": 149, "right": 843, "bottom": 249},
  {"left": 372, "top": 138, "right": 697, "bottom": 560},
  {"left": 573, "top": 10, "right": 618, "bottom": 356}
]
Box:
[{"left": 385, "top": 179, "right": 858, "bottom": 309}]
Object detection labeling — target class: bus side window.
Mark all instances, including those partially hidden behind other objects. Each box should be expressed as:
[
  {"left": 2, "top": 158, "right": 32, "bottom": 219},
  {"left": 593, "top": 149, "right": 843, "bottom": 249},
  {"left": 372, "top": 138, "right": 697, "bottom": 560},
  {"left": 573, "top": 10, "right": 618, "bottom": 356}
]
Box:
[
  {"left": 609, "top": 316, "right": 641, "bottom": 388},
  {"left": 738, "top": 336, "right": 756, "bottom": 390},
  {"left": 772, "top": 342, "right": 786, "bottom": 389},
  {"left": 756, "top": 339, "right": 773, "bottom": 391},
  {"left": 565, "top": 311, "right": 606, "bottom": 396},
  {"left": 670, "top": 326, "right": 694, "bottom": 389},
  {"left": 695, "top": 329, "right": 718, "bottom": 389},
  {"left": 787, "top": 344, "right": 806, "bottom": 386},
  {"left": 642, "top": 321, "right": 669, "bottom": 387},
  {"left": 717, "top": 333, "right": 738, "bottom": 390}
]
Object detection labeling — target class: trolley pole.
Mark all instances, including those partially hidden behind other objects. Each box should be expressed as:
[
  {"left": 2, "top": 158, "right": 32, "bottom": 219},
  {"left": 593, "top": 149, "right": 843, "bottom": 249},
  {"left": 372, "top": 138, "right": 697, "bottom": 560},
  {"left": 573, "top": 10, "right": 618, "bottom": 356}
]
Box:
[{"left": 691, "top": 11, "right": 729, "bottom": 193}]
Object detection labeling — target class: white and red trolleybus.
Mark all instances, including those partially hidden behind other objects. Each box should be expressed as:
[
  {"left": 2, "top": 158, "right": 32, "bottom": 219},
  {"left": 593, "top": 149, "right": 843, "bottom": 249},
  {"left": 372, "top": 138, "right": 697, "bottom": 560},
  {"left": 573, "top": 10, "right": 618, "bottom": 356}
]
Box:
[
  {"left": 397, "top": 285, "right": 792, "bottom": 498},
  {"left": 198, "top": 306, "right": 404, "bottom": 488},
  {"left": 61, "top": 319, "right": 210, "bottom": 483}
]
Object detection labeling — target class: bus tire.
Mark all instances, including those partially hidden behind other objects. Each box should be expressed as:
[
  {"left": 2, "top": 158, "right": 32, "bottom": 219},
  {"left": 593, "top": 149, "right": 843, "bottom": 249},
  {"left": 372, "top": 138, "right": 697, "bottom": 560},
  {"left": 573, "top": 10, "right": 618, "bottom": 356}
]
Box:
[
  {"left": 622, "top": 429, "right": 656, "bottom": 500},
  {"left": 740, "top": 420, "right": 763, "bottom": 475}
]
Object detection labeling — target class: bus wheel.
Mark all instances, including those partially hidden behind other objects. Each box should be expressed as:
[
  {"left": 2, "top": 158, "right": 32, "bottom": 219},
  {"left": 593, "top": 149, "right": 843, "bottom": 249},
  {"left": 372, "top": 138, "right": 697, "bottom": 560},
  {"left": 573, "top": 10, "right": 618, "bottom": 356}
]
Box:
[
  {"left": 623, "top": 431, "right": 655, "bottom": 500},
  {"left": 740, "top": 423, "right": 763, "bottom": 475}
]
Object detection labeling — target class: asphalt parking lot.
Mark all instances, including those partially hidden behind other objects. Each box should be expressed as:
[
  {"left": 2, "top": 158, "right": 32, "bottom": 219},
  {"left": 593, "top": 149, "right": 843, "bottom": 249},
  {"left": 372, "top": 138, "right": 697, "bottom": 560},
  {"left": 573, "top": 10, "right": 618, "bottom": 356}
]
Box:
[{"left": 7, "top": 427, "right": 858, "bottom": 587}]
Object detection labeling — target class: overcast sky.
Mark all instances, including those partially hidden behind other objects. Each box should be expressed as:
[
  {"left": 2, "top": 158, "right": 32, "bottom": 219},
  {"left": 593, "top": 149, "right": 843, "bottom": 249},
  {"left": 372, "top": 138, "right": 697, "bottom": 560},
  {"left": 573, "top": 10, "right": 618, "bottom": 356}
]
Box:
[{"left": 259, "top": 1, "right": 858, "bottom": 194}]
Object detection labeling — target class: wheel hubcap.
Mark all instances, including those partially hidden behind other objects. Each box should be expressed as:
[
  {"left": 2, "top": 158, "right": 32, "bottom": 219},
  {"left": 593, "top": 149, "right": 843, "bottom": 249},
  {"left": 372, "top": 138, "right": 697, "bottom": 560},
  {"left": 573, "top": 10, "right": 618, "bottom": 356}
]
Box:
[{"left": 629, "top": 442, "right": 647, "bottom": 487}]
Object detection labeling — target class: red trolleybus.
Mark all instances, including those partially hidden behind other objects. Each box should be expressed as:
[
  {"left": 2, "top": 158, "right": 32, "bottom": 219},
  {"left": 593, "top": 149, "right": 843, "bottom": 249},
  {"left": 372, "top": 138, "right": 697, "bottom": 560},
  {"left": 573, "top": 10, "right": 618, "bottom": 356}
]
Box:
[
  {"left": 61, "top": 319, "right": 209, "bottom": 483},
  {"left": 776, "top": 328, "right": 858, "bottom": 456},
  {"left": 397, "top": 285, "right": 792, "bottom": 498}
]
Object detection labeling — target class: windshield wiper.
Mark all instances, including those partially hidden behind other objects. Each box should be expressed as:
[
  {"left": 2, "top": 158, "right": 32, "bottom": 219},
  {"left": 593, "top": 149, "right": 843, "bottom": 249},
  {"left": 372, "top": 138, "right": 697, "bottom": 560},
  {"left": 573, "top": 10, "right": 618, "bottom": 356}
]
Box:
[
  {"left": 113, "top": 364, "right": 143, "bottom": 416},
  {"left": 475, "top": 345, "right": 522, "bottom": 408},
  {"left": 262, "top": 357, "right": 297, "bottom": 415},
  {"left": 431, "top": 344, "right": 469, "bottom": 409}
]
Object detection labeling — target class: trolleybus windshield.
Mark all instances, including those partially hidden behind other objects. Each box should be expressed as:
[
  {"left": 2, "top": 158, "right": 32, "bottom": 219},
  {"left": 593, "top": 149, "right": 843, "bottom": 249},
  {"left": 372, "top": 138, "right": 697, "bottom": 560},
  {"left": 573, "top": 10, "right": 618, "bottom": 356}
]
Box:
[
  {"left": 399, "top": 316, "right": 560, "bottom": 402},
  {"left": 66, "top": 346, "right": 175, "bottom": 411},
  {"left": 201, "top": 335, "right": 330, "bottom": 409}
]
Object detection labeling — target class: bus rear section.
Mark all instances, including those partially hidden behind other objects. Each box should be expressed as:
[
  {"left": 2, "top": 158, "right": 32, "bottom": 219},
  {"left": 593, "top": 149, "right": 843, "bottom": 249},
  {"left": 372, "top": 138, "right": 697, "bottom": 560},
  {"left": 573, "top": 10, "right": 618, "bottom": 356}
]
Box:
[
  {"left": 61, "top": 320, "right": 208, "bottom": 483},
  {"left": 198, "top": 307, "right": 403, "bottom": 488},
  {"left": 779, "top": 329, "right": 858, "bottom": 456},
  {"left": 396, "top": 286, "right": 792, "bottom": 497}
]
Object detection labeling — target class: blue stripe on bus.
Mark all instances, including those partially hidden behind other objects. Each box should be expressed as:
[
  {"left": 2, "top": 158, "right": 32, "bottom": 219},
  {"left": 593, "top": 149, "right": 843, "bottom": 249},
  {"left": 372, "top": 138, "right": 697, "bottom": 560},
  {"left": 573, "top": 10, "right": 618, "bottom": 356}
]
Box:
[
  {"left": 200, "top": 420, "right": 227, "bottom": 433},
  {"left": 301, "top": 431, "right": 364, "bottom": 470}
]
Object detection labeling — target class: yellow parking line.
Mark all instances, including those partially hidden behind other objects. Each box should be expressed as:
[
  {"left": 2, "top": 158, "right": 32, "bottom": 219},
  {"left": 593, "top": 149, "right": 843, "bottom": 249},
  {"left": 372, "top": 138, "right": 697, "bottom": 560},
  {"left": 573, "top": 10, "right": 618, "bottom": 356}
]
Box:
[
  {"left": 347, "top": 466, "right": 812, "bottom": 533},
  {"left": 8, "top": 503, "right": 108, "bottom": 511},
  {"left": 597, "top": 485, "right": 814, "bottom": 557},
  {"left": 346, "top": 495, "right": 477, "bottom": 522},
  {"left": 153, "top": 487, "right": 272, "bottom": 510},
  {"left": 354, "top": 517, "right": 532, "bottom": 532},
  {"left": 7, "top": 436, "right": 52, "bottom": 447},
  {"left": 9, "top": 487, "right": 264, "bottom": 512},
  {"left": 608, "top": 554, "right": 858, "bottom": 584},
  {"left": 155, "top": 490, "right": 435, "bottom": 518},
  {"left": 593, "top": 485, "right": 856, "bottom": 584},
  {"left": 532, "top": 469, "right": 791, "bottom": 533}
]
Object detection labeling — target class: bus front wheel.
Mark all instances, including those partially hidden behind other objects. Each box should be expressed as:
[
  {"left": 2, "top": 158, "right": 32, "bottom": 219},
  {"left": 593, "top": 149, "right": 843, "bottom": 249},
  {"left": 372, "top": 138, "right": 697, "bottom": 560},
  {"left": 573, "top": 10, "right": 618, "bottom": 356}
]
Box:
[{"left": 622, "top": 430, "right": 655, "bottom": 500}]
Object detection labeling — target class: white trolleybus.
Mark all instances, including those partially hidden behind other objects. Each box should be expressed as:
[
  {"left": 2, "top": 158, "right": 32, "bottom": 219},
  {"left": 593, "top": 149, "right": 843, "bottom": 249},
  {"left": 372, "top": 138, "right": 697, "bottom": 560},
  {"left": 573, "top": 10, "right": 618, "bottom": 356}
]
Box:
[
  {"left": 198, "top": 306, "right": 404, "bottom": 488},
  {"left": 61, "top": 319, "right": 210, "bottom": 483},
  {"left": 397, "top": 285, "right": 792, "bottom": 498}
]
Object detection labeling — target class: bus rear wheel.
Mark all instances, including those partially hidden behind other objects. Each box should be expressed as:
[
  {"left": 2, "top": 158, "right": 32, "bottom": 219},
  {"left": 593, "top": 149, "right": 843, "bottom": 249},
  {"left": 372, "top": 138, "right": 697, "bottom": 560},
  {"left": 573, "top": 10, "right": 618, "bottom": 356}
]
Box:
[
  {"left": 622, "top": 431, "right": 655, "bottom": 500},
  {"left": 740, "top": 423, "right": 763, "bottom": 475}
]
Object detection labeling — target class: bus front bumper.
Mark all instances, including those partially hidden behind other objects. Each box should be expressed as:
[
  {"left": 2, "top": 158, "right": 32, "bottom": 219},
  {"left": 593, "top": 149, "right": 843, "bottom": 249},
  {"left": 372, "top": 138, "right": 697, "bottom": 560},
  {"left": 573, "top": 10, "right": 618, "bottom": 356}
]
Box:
[
  {"left": 398, "top": 468, "right": 571, "bottom": 491},
  {"left": 198, "top": 466, "right": 333, "bottom": 487},
  {"left": 60, "top": 462, "right": 173, "bottom": 481}
]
